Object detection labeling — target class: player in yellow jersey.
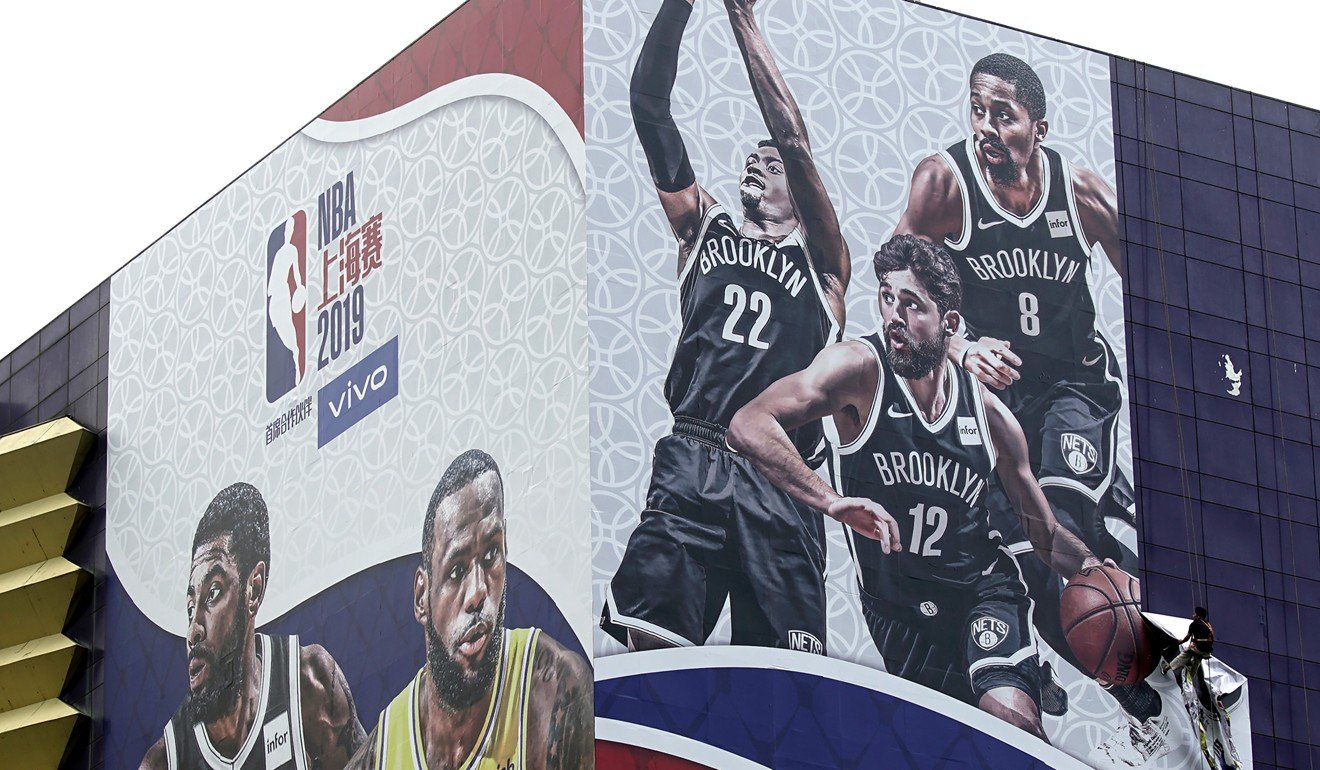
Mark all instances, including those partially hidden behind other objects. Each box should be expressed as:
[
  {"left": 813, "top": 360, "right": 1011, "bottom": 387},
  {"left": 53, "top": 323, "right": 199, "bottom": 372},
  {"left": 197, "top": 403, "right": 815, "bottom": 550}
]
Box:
[{"left": 347, "top": 450, "right": 592, "bottom": 770}]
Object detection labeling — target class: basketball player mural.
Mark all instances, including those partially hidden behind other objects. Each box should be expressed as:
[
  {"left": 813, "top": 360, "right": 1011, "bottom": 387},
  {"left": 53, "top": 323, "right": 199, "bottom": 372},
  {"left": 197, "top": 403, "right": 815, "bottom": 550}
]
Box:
[
  {"left": 729, "top": 234, "right": 1130, "bottom": 739},
  {"left": 892, "top": 53, "right": 1169, "bottom": 761},
  {"left": 140, "top": 483, "right": 366, "bottom": 770},
  {"left": 347, "top": 450, "right": 592, "bottom": 770},
  {"left": 602, "top": 0, "right": 876, "bottom": 653}
]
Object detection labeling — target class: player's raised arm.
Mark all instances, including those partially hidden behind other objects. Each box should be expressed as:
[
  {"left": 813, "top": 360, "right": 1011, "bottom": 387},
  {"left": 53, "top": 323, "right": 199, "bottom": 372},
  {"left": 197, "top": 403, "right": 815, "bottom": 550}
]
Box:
[
  {"left": 981, "top": 384, "right": 1102, "bottom": 578},
  {"left": 1072, "top": 163, "right": 1123, "bottom": 273},
  {"left": 728, "top": 342, "right": 902, "bottom": 550},
  {"left": 724, "top": 0, "right": 850, "bottom": 308},
  {"left": 632, "top": 0, "right": 713, "bottom": 262},
  {"left": 299, "top": 643, "right": 366, "bottom": 770}
]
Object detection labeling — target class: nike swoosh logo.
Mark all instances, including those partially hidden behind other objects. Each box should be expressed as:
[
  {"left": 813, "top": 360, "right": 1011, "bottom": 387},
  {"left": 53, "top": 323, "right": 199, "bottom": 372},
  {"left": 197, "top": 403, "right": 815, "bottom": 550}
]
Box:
[
  {"left": 887, "top": 405, "right": 913, "bottom": 418},
  {"left": 977, "top": 218, "right": 1004, "bottom": 230},
  {"left": 1081, "top": 352, "right": 1103, "bottom": 366}
]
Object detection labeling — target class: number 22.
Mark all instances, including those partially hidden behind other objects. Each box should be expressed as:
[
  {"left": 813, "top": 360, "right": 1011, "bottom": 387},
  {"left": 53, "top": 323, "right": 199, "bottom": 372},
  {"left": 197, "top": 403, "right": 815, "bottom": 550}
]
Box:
[{"left": 722, "top": 284, "right": 771, "bottom": 349}]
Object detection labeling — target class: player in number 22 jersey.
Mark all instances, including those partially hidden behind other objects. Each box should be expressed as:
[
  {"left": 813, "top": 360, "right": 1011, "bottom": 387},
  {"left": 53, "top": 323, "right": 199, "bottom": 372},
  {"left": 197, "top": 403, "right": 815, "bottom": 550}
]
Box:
[
  {"left": 729, "top": 235, "right": 1128, "bottom": 738},
  {"left": 666, "top": 206, "right": 834, "bottom": 458},
  {"left": 602, "top": 0, "right": 869, "bottom": 654}
]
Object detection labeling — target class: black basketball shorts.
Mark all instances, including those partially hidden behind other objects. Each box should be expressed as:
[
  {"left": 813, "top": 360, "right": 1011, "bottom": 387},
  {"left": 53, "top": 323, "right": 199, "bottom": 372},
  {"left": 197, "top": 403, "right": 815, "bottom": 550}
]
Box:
[
  {"left": 603, "top": 419, "right": 827, "bottom": 652},
  {"left": 860, "top": 561, "right": 1039, "bottom": 706},
  {"left": 990, "top": 337, "right": 1129, "bottom": 561}
]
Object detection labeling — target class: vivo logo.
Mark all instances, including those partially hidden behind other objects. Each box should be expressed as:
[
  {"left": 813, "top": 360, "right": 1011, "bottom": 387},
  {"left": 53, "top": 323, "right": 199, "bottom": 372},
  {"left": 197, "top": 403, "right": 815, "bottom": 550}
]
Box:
[
  {"left": 318, "top": 337, "right": 399, "bottom": 447},
  {"left": 326, "top": 365, "right": 390, "bottom": 419}
]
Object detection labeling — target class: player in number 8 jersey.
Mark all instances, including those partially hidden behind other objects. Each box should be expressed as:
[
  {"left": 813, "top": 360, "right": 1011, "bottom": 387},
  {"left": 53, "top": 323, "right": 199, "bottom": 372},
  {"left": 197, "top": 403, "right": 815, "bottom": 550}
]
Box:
[
  {"left": 601, "top": 0, "right": 863, "bottom": 653},
  {"left": 730, "top": 235, "right": 1126, "bottom": 737},
  {"left": 892, "top": 55, "right": 1170, "bottom": 758}
]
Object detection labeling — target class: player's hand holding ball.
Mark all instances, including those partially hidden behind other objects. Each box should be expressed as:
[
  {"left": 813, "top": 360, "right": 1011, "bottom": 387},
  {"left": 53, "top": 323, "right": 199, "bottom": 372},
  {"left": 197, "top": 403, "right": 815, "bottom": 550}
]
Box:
[
  {"left": 960, "top": 336, "right": 1022, "bottom": 390},
  {"left": 1061, "top": 563, "right": 1155, "bottom": 685},
  {"left": 828, "top": 497, "right": 902, "bottom": 553}
]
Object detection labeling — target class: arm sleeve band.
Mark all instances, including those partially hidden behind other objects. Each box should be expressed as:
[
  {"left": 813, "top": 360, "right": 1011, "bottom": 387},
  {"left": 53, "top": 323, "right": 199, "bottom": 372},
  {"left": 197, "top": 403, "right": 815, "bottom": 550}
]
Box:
[{"left": 630, "top": 0, "right": 696, "bottom": 193}]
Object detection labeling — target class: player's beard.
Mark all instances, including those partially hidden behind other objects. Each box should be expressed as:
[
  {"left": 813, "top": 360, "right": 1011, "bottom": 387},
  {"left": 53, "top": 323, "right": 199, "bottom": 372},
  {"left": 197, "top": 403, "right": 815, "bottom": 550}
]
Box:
[
  {"left": 979, "top": 136, "right": 1020, "bottom": 186},
  {"left": 888, "top": 324, "right": 949, "bottom": 380},
  {"left": 425, "top": 588, "right": 506, "bottom": 712},
  {"left": 184, "top": 620, "right": 249, "bottom": 726}
]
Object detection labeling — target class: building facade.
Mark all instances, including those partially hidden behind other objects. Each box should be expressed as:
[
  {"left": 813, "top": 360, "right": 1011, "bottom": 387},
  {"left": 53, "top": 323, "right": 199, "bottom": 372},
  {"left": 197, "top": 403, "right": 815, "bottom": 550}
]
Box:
[{"left": 0, "top": 0, "right": 1314, "bottom": 768}]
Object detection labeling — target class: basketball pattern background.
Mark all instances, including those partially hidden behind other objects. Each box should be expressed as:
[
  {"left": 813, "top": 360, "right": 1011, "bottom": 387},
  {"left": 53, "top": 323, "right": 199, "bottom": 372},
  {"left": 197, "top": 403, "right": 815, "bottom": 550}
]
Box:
[
  {"left": 109, "top": 88, "right": 590, "bottom": 649},
  {"left": 583, "top": 0, "right": 1188, "bottom": 766}
]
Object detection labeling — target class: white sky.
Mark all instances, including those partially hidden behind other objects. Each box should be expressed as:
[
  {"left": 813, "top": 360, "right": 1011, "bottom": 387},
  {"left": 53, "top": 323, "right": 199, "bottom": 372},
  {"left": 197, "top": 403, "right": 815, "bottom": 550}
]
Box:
[{"left": 1, "top": 0, "right": 1314, "bottom": 357}]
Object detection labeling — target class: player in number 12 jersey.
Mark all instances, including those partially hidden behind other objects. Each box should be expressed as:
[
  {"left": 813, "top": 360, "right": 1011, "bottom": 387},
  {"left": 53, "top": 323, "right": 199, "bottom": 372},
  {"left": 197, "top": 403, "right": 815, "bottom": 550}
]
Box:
[
  {"left": 602, "top": 0, "right": 876, "bottom": 653},
  {"left": 730, "top": 235, "right": 1122, "bottom": 737}
]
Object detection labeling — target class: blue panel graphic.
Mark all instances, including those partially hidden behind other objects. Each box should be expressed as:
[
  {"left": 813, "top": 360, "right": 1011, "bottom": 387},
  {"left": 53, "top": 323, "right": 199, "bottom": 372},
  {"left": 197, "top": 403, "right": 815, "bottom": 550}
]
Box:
[
  {"left": 317, "top": 336, "right": 398, "bottom": 447},
  {"left": 597, "top": 666, "right": 1057, "bottom": 769}
]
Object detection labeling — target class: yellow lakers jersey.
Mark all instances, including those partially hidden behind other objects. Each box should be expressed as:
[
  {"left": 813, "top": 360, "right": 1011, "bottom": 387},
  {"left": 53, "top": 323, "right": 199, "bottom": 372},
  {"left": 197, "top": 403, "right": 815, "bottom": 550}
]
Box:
[{"left": 374, "top": 627, "right": 540, "bottom": 770}]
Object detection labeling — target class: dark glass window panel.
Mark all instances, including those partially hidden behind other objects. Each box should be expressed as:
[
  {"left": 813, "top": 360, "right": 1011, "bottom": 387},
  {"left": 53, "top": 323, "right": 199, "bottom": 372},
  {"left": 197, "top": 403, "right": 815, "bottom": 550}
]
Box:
[
  {"left": 1234, "top": 115, "right": 1258, "bottom": 168},
  {"left": 1186, "top": 259, "right": 1247, "bottom": 320},
  {"left": 1256, "top": 122, "right": 1294, "bottom": 178},
  {"left": 1260, "top": 200, "right": 1298, "bottom": 256},
  {"left": 1197, "top": 421, "right": 1258, "bottom": 484},
  {"left": 1252, "top": 95, "right": 1290, "bottom": 127},
  {"left": 1182, "top": 179, "right": 1242, "bottom": 241},
  {"left": 37, "top": 337, "right": 69, "bottom": 402},
  {"left": 1176, "top": 101, "right": 1235, "bottom": 162},
  {"left": 1180, "top": 151, "right": 1237, "bottom": 190},
  {"left": 1203, "top": 504, "right": 1264, "bottom": 565}
]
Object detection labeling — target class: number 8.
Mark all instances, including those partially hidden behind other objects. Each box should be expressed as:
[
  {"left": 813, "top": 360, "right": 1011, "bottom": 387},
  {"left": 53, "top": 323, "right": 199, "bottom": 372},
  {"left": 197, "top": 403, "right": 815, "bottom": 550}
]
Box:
[{"left": 1019, "top": 292, "right": 1040, "bottom": 337}]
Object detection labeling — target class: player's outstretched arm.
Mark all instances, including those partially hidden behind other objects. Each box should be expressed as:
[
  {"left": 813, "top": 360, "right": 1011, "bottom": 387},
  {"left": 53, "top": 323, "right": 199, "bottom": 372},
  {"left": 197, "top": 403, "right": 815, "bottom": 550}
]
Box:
[
  {"left": 528, "top": 635, "right": 593, "bottom": 770},
  {"left": 138, "top": 738, "right": 168, "bottom": 770},
  {"left": 299, "top": 643, "right": 367, "bottom": 770},
  {"left": 982, "top": 385, "right": 1101, "bottom": 578},
  {"left": 728, "top": 342, "right": 902, "bottom": 550},
  {"left": 632, "top": 0, "right": 714, "bottom": 266},
  {"left": 724, "top": 0, "right": 850, "bottom": 313},
  {"left": 1072, "top": 163, "right": 1122, "bottom": 274}
]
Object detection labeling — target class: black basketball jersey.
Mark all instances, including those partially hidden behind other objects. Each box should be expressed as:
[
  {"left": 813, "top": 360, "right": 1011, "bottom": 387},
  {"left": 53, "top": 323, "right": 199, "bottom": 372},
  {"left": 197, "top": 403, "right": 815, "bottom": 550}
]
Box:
[
  {"left": 830, "top": 334, "right": 1002, "bottom": 606},
  {"left": 164, "top": 634, "right": 308, "bottom": 770},
  {"left": 665, "top": 203, "right": 838, "bottom": 456},
  {"left": 941, "top": 139, "right": 1103, "bottom": 393}
]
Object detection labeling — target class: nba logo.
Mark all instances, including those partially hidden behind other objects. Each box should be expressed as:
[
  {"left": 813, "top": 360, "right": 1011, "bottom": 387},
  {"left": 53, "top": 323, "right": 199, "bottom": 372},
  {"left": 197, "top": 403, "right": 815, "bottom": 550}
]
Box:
[{"left": 266, "top": 212, "right": 309, "bottom": 403}]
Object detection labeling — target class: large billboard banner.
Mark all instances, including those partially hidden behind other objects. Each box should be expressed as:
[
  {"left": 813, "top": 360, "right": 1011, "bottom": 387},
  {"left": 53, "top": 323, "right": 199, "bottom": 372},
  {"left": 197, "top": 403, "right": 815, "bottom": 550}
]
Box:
[
  {"left": 104, "top": 1, "right": 592, "bottom": 767},
  {"left": 85, "top": 0, "right": 1264, "bottom": 767},
  {"left": 587, "top": 0, "right": 1248, "bottom": 767}
]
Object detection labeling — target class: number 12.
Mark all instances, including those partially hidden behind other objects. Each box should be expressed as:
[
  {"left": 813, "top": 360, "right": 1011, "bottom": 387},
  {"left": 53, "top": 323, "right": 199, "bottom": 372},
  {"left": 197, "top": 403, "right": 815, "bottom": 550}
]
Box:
[{"left": 908, "top": 503, "right": 948, "bottom": 556}]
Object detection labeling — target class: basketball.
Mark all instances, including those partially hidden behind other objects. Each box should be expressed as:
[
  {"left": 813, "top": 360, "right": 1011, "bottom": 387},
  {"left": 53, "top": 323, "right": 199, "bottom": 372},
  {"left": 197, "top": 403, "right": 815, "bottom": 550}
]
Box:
[{"left": 1060, "top": 565, "right": 1154, "bottom": 686}]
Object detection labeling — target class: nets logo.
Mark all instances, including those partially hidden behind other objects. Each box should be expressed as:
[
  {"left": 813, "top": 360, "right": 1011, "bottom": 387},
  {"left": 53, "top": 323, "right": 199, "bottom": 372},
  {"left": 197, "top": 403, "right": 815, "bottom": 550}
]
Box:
[
  {"left": 971, "top": 617, "right": 1009, "bottom": 651},
  {"left": 788, "top": 630, "right": 823, "bottom": 655},
  {"left": 1060, "top": 432, "right": 1098, "bottom": 475},
  {"left": 266, "top": 212, "right": 309, "bottom": 403},
  {"left": 919, "top": 601, "right": 939, "bottom": 617}
]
